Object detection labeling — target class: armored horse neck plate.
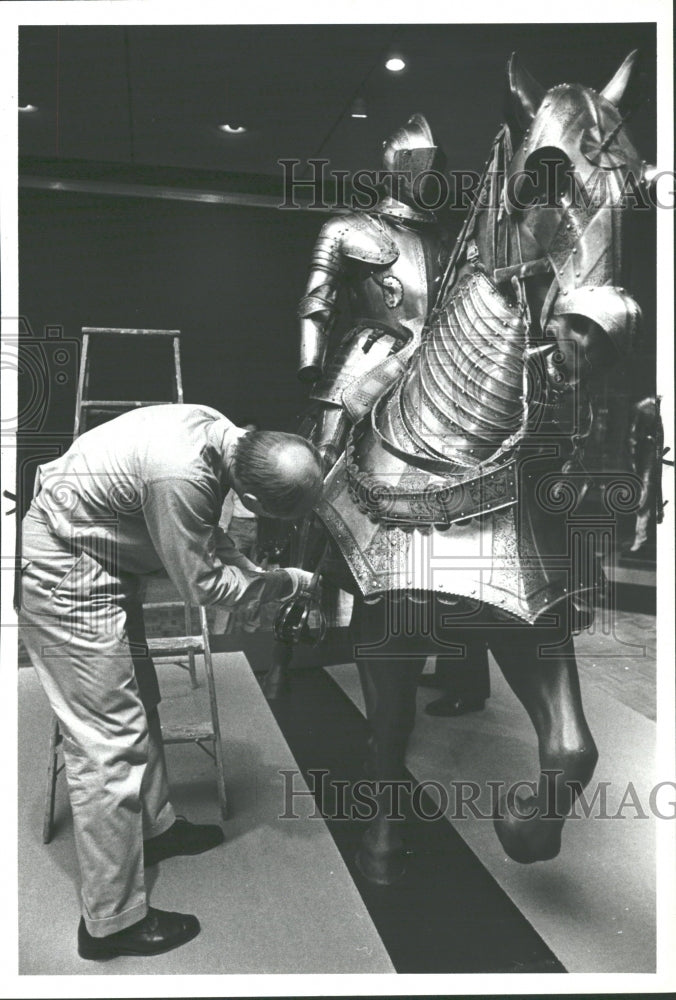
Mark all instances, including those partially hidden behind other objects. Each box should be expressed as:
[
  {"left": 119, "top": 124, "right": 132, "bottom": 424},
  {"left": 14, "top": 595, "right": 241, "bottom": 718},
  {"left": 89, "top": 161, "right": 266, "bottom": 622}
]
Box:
[
  {"left": 374, "top": 268, "right": 528, "bottom": 476},
  {"left": 337, "top": 267, "right": 528, "bottom": 531}
]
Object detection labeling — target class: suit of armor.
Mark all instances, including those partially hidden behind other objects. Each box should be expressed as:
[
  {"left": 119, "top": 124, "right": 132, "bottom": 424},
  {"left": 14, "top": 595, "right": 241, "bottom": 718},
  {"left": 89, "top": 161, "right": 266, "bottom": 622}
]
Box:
[
  {"left": 290, "top": 116, "right": 491, "bottom": 715},
  {"left": 297, "top": 114, "right": 448, "bottom": 468},
  {"left": 627, "top": 396, "right": 664, "bottom": 554}
]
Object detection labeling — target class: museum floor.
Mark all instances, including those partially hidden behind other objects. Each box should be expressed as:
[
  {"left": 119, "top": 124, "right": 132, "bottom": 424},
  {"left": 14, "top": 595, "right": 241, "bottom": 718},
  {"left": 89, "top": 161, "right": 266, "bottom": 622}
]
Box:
[{"left": 18, "top": 602, "right": 658, "bottom": 976}]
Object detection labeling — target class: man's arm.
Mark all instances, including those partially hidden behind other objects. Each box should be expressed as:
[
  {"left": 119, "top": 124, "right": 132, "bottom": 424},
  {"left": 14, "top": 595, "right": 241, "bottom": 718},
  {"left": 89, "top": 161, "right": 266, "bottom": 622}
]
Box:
[
  {"left": 144, "top": 477, "right": 293, "bottom": 608},
  {"left": 213, "top": 525, "right": 260, "bottom": 574},
  {"left": 218, "top": 488, "right": 235, "bottom": 530}
]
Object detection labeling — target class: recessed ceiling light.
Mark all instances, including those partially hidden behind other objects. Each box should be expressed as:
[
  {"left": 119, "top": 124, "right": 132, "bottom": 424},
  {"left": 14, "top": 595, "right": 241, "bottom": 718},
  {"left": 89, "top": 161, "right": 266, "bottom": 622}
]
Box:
[
  {"left": 385, "top": 57, "right": 406, "bottom": 73},
  {"left": 219, "top": 123, "right": 247, "bottom": 134},
  {"left": 351, "top": 97, "right": 368, "bottom": 119},
  {"left": 19, "top": 103, "right": 38, "bottom": 113}
]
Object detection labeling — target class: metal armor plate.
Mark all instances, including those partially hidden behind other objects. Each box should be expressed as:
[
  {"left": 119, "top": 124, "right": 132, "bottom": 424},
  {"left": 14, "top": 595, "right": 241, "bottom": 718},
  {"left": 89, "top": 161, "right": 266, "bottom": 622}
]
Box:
[
  {"left": 310, "top": 322, "right": 409, "bottom": 407},
  {"left": 340, "top": 213, "right": 400, "bottom": 266},
  {"left": 376, "top": 270, "right": 527, "bottom": 470},
  {"left": 346, "top": 217, "right": 438, "bottom": 332}
]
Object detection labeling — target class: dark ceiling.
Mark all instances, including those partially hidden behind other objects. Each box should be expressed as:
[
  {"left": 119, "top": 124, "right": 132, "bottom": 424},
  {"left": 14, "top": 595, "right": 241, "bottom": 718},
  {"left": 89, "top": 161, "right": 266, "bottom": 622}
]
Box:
[{"left": 19, "top": 23, "right": 656, "bottom": 184}]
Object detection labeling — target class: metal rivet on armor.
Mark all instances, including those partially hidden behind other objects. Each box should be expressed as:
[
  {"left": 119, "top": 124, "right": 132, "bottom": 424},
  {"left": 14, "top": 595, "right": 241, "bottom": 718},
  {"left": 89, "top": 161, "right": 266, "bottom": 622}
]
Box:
[
  {"left": 576, "top": 272, "right": 580, "bottom": 277},
  {"left": 572, "top": 248, "right": 577, "bottom": 254}
]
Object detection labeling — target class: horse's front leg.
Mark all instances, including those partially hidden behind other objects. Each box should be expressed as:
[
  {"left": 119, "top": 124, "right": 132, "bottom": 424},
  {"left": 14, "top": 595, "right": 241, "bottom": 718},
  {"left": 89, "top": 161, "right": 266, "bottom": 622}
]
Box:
[
  {"left": 353, "top": 599, "right": 425, "bottom": 884},
  {"left": 488, "top": 624, "right": 598, "bottom": 863}
]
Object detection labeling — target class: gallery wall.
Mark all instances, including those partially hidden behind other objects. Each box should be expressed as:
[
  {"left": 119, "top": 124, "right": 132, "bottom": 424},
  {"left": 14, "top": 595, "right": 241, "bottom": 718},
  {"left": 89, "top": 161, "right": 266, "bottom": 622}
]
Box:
[{"left": 20, "top": 188, "right": 323, "bottom": 427}]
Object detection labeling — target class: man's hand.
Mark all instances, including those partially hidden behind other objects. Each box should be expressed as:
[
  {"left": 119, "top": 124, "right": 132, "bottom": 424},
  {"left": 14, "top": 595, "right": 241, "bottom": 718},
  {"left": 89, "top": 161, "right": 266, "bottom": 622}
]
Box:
[
  {"left": 284, "top": 567, "right": 319, "bottom": 597},
  {"left": 275, "top": 568, "right": 327, "bottom": 647}
]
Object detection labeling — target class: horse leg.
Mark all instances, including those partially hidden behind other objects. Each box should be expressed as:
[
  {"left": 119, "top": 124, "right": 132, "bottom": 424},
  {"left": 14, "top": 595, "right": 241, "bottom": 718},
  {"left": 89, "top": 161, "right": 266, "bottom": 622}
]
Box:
[
  {"left": 353, "top": 599, "right": 425, "bottom": 884},
  {"left": 488, "top": 625, "right": 598, "bottom": 863}
]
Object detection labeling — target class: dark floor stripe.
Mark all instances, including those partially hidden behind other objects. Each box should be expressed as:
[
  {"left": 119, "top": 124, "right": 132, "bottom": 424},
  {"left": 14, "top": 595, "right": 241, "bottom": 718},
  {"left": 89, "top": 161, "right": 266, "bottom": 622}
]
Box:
[
  {"left": 265, "top": 665, "right": 565, "bottom": 974},
  {"left": 609, "top": 581, "right": 656, "bottom": 616}
]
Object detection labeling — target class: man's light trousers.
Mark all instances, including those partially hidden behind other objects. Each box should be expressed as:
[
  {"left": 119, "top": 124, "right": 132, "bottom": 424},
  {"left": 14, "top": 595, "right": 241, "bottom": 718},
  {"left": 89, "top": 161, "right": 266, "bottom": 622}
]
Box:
[{"left": 19, "top": 509, "right": 176, "bottom": 937}]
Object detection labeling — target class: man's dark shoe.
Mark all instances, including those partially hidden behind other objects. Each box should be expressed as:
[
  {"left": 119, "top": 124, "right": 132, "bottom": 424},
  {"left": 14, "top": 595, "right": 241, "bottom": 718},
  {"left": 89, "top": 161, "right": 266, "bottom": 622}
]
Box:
[
  {"left": 425, "top": 695, "right": 486, "bottom": 717},
  {"left": 78, "top": 907, "right": 200, "bottom": 960},
  {"left": 144, "top": 816, "right": 224, "bottom": 867}
]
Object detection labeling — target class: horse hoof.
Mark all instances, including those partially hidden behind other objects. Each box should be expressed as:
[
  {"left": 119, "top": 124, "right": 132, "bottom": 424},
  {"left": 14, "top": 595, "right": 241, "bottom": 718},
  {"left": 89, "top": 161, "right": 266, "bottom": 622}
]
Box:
[
  {"left": 355, "top": 844, "right": 407, "bottom": 886},
  {"left": 493, "top": 813, "right": 563, "bottom": 864}
]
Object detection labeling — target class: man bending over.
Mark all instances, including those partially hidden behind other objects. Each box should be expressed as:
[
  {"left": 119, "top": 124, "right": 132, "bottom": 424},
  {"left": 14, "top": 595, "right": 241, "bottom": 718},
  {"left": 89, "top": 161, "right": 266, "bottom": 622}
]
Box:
[{"left": 20, "top": 404, "right": 323, "bottom": 960}]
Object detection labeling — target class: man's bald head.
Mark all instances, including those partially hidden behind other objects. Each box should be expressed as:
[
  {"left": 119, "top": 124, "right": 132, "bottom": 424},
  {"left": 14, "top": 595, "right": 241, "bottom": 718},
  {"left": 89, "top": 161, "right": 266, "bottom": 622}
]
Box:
[{"left": 233, "top": 430, "right": 324, "bottom": 519}]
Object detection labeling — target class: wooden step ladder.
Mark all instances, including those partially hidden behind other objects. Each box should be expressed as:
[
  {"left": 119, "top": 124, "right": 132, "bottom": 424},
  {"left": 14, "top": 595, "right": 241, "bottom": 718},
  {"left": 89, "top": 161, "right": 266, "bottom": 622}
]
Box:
[
  {"left": 145, "top": 601, "right": 227, "bottom": 819},
  {"left": 42, "top": 327, "right": 227, "bottom": 844},
  {"left": 72, "top": 326, "right": 184, "bottom": 436}
]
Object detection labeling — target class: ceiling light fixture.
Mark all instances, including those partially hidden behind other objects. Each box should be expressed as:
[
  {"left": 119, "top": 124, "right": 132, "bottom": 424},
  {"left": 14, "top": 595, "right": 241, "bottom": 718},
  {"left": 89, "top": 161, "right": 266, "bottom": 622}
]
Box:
[
  {"left": 219, "top": 123, "right": 247, "bottom": 134},
  {"left": 385, "top": 56, "right": 406, "bottom": 73},
  {"left": 350, "top": 97, "right": 368, "bottom": 119},
  {"left": 19, "top": 103, "right": 38, "bottom": 112}
]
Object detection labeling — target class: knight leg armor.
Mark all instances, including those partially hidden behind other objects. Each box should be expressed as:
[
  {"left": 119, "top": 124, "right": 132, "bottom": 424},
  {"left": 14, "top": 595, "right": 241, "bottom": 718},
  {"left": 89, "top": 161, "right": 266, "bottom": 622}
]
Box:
[
  {"left": 313, "top": 405, "right": 351, "bottom": 473},
  {"left": 423, "top": 638, "right": 491, "bottom": 717}
]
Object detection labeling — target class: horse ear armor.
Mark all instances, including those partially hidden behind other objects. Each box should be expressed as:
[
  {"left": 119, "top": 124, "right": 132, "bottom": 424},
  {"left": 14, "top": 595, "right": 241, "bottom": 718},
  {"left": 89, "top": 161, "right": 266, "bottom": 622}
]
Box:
[
  {"left": 600, "top": 49, "right": 639, "bottom": 111},
  {"left": 506, "top": 52, "right": 545, "bottom": 129}
]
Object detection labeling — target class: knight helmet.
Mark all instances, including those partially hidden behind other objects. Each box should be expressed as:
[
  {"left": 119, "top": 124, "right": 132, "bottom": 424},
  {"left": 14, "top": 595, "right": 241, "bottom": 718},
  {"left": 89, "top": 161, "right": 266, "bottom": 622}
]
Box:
[{"left": 381, "top": 113, "right": 445, "bottom": 207}]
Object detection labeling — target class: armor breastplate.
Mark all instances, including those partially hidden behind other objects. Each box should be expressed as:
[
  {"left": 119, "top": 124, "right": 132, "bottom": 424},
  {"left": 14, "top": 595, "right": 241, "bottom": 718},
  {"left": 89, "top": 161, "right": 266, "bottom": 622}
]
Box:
[{"left": 345, "top": 216, "right": 441, "bottom": 331}]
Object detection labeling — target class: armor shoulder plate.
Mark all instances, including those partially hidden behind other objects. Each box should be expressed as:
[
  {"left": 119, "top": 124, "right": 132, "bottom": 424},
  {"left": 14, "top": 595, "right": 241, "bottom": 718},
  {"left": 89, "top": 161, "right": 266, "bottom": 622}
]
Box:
[{"left": 339, "top": 213, "right": 400, "bottom": 266}]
